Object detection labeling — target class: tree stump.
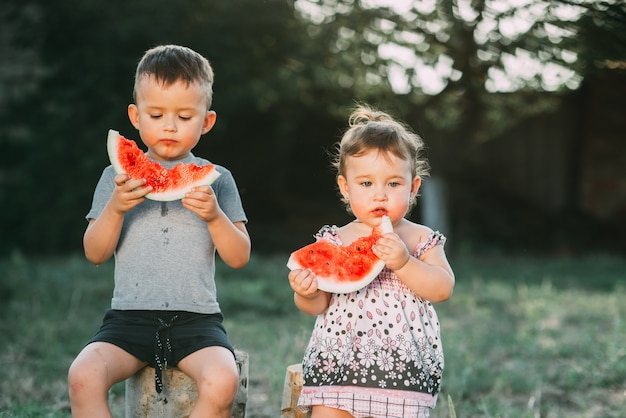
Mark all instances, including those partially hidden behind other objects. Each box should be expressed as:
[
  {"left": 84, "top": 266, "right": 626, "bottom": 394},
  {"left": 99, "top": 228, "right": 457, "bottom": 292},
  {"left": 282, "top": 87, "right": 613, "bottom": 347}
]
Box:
[
  {"left": 125, "top": 349, "right": 248, "bottom": 418},
  {"left": 280, "top": 363, "right": 311, "bottom": 418}
]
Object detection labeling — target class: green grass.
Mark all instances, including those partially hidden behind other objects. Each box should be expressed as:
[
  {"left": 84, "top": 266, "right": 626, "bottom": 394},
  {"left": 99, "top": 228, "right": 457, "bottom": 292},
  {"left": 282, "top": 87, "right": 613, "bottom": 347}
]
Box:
[{"left": 1, "top": 253, "right": 625, "bottom": 417}]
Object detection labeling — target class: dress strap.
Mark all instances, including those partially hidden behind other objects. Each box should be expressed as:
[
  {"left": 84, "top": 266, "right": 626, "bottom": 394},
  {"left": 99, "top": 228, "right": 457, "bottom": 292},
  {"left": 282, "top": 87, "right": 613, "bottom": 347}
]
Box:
[
  {"left": 414, "top": 231, "right": 446, "bottom": 258},
  {"left": 314, "top": 224, "right": 342, "bottom": 245}
]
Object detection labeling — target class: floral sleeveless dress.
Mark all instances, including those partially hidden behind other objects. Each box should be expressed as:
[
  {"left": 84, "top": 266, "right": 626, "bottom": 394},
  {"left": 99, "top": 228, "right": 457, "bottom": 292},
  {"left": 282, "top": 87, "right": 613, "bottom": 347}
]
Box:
[{"left": 297, "top": 225, "right": 447, "bottom": 418}]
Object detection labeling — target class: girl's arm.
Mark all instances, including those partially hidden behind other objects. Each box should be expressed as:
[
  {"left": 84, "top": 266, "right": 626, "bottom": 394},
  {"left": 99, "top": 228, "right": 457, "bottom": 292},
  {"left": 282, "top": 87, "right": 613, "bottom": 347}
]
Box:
[
  {"left": 294, "top": 291, "right": 332, "bottom": 316},
  {"left": 289, "top": 269, "right": 332, "bottom": 316},
  {"left": 392, "top": 245, "right": 455, "bottom": 302},
  {"left": 374, "top": 229, "right": 455, "bottom": 302}
]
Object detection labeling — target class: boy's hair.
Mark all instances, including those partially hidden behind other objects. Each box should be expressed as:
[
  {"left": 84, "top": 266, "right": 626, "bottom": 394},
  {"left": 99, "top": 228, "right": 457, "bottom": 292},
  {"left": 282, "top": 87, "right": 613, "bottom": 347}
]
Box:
[
  {"left": 133, "top": 44, "right": 214, "bottom": 109},
  {"left": 331, "top": 104, "right": 430, "bottom": 210}
]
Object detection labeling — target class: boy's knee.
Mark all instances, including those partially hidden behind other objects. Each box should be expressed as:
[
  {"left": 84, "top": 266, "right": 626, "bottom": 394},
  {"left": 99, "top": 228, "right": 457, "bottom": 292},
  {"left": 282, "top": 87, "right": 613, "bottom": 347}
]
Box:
[
  {"left": 196, "top": 367, "right": 239, "bottom": 402},
  {"left": 68, "top": 358, "right": 106, "bottom": 398},
  {"left": 68, "top": 362, "right": 90, "bottom": 399}
]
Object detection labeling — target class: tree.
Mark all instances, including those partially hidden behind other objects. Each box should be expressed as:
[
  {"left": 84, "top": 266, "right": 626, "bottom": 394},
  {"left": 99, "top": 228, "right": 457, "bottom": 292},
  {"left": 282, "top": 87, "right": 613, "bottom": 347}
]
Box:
[
  {"left": 292, "top": 0, "right": 626, "bottom": 251},
  {"left": 0, "top": 0, "right": 334, "bottom": 255}
]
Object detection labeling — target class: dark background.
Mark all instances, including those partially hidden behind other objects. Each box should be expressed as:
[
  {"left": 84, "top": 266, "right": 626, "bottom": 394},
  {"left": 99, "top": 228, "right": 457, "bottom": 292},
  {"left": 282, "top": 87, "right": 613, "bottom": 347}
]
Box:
[{"left": 1, "top": 0, "right": 625, "bottom": 257}]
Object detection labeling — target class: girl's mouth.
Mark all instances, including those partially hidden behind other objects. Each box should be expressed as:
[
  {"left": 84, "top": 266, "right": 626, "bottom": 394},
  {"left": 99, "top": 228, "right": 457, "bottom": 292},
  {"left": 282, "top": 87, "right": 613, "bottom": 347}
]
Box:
[{"left": 372, "top": 208, "right": 388, "bottom": 216}]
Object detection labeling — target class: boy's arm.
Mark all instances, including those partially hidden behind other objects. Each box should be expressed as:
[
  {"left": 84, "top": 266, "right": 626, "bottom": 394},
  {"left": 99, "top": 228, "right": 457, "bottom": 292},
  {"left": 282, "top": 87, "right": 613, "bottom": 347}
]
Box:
[
  {"left": 83, "top": 208, "right": 124, "bottom": 265},
  {"left": 84, "top": 174, "right": 151, "bottom": 265},
  {"left": 182, "top": 185, "right": 250, "bottom": 268},
  {"left": 207, "top": 212, "right": 251, "bottom": 269}
]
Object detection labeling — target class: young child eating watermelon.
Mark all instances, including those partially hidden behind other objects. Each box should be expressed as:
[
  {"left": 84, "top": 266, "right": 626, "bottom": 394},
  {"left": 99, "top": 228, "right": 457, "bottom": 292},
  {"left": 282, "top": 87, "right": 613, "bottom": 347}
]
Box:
[
  {"left": 68, "top": 45, "right": 250, "bottom": 418},
  {"left": 288, "top": 104, "right": 455, "bottom": 418}
]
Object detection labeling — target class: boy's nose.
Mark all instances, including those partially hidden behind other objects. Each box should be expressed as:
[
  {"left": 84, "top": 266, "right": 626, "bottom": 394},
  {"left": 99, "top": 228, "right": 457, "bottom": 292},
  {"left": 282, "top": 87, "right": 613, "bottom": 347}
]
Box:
[{"left": 163, "top": 116, "right": 177, "bottom": 132}]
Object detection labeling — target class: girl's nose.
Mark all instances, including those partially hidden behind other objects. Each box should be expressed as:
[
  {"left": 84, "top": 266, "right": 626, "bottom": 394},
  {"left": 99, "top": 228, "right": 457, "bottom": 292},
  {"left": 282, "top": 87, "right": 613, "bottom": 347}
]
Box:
[{"left": 374, "top": 187, "right": 388, "bottom": 201}]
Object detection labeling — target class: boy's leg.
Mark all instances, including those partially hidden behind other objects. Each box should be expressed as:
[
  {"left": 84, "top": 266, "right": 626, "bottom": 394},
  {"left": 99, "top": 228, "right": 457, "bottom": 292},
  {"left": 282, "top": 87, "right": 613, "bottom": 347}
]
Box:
[
  {"left": 177, "top": 346, "right": 239, "bottom": 418},
  {"left": 68, "top": 341, "right": 146, "bottom": 418}
]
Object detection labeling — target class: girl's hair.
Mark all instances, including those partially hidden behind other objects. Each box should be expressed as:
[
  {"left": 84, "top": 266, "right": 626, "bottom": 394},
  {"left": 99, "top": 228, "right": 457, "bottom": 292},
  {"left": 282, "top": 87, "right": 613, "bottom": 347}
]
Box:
[
  {"left": 331, "top": 104, "right": 430, "bottom": 210},
  {"left": 133, "top": 44, "right": 214, "bottom": 109}
]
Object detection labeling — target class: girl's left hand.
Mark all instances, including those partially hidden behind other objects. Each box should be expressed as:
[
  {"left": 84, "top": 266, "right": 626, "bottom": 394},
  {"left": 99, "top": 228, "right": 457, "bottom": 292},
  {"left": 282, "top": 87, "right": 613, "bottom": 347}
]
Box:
[
  {"left": 373, "top": 233, "right": 411, "bottom": 271},
  {"left": 182, "top": 186, "right": 219, "bottom": 222}
]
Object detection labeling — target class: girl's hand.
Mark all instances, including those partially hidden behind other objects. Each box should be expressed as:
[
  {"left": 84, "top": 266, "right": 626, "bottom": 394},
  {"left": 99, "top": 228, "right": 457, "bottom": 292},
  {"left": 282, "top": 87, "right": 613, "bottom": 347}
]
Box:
[
  {"left": 373, "top": 232, "right": 411, "bottom": 271},
  {"left": 182, "top": 186, "right": 219, "bottom": 222},
  {"left": 111, "top": 174, "right": 151, "bottom": 213},
  {"left": 288, "top": 269, "right": 320, "bottom": 299}
]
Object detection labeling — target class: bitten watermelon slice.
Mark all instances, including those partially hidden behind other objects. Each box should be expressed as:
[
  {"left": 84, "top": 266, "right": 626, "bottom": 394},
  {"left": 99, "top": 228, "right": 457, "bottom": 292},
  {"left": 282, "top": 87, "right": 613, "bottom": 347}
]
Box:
[
  {"left": 106, "top": 129, "right": 220, "bottom": 201},
  {"left": 287, "top": 215, "right": 394, "bottom": 293}
]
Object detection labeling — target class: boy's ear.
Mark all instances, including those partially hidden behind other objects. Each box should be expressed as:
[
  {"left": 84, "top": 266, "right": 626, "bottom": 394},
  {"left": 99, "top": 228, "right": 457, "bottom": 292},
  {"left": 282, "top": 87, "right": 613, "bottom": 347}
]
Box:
[
  {"left": 127, "top": 104, "right": 139, "bottom": 129},
  {"left": 202, "top": 110, "right": 217, "bottom": 134}
]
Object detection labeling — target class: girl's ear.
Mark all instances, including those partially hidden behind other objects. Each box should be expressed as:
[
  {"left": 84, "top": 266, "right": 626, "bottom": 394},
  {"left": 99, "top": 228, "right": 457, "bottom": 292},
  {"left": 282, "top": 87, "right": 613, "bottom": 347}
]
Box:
[
  {"left": 337, "top": 175, "right": 349, "bottom": 201},
  {"left": 127, "top": 104, "right": 139, "bottom": 130},
  {"left": 411, "top": 176, "right": 422, "bottom": 198},
  {"left": 201, "top": 110, "right": 217, "bottom": 134}
]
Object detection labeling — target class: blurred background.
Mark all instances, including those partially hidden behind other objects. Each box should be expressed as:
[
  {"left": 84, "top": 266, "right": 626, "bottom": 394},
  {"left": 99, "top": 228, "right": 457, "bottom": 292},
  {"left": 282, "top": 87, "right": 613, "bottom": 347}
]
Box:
[
  {"left": 1, "top": 0, "right": 625, "bottom": 257},
  {"left": 2, "top": 2, "right": 626, "bottom": 416}
]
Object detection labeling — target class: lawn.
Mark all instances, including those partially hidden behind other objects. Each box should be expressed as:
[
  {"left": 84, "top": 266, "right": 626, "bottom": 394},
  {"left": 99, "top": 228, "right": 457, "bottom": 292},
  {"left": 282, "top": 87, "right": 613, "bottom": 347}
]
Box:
[{"left": 0, "top": 252, "right": 625, "bottom": 417}]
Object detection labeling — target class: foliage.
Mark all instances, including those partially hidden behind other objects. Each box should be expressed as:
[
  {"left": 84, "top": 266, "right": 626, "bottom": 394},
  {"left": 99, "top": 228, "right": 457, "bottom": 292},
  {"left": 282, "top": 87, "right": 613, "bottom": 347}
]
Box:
[
  {"left": 0, "top": 0, "right": 346, "bottom": 256},
  {"left": 1, "top": 253, "right": 626, "bottom": 417},
  {"left": 0, "top": 0, "right": 624, "bottom": 256}
]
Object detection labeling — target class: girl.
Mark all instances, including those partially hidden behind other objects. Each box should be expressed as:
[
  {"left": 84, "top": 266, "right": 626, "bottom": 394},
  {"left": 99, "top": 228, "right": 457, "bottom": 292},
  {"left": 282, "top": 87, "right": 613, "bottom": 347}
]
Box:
[{"left": 288, "top": 104, "right": 455, "bottom": 418}]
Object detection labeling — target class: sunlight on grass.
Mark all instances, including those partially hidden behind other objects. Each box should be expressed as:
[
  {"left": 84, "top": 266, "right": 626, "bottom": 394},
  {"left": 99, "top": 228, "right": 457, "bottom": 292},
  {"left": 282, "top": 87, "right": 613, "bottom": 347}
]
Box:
[{"left": 1, "top": 253, "right": 625, "bottom": 417}]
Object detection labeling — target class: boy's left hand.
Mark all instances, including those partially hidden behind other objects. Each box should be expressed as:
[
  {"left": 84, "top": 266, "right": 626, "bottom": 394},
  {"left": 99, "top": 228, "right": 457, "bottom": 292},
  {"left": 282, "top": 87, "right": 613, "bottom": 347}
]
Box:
[
  {"left": 372, "top": 233, "right": 411, "bottom": 271},
  {"left": 182, "top": 186, "right": 220, "bottom": 222}
]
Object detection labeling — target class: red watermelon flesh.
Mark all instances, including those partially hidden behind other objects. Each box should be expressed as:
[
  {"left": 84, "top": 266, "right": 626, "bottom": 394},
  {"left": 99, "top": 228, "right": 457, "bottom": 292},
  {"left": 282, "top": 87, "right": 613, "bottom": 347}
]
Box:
[
  {"left": 287, "top": 215, "right": 393, "bottom": 293},
  {"left": 106, "top": 129, "right": 220, "bottom": 201}
]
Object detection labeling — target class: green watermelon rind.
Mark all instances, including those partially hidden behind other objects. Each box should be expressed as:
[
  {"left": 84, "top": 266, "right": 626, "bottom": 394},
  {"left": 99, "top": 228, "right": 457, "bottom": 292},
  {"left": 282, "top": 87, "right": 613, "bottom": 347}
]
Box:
[
  {"left": 106, "top": 129, "right": 221, "bottom": 202},
  {"left": 287, "top": 215, "right": 394, "bottom": 293}
]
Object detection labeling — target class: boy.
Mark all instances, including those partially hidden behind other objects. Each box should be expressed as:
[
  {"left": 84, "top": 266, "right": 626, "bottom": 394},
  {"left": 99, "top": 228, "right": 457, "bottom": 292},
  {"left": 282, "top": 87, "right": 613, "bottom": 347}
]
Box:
[{"left": 68, "top": 45, "right": 250, "bottom": 418}]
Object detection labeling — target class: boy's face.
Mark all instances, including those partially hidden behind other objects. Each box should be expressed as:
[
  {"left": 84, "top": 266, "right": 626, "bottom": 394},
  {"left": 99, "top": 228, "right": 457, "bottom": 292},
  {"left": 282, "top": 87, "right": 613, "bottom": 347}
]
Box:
[{"left": 128, "top": 75, "right": 216, "bottom": 162}]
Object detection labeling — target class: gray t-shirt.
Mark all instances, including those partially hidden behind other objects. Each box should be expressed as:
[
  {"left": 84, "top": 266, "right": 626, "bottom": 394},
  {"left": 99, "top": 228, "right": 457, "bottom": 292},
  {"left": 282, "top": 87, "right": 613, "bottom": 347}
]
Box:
[{"left": 86, "top": 154, "right": 247, "bottom": 314}]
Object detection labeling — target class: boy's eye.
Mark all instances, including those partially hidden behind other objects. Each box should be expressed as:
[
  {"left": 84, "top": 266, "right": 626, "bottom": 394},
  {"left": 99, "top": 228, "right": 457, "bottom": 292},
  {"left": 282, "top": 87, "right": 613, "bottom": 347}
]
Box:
[
  {"left": 179, "top": 116, "right": 192, "bottom": 121},
  {"left": 361, "top": 181, "right": 372, "bottom": 187},
  {"left": 150, "top": 114, "right": 162, "bottom": 119},
  {"left": 389, "top": 182, "right": 400, "bottom": 187}
]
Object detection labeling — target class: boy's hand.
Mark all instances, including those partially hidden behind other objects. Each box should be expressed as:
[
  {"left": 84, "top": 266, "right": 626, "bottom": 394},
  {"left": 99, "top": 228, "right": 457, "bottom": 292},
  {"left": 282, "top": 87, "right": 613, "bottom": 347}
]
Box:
[
  {"left": 111, "top": 174, "right": 151, "bottom": 213},
  {"left": 182, "top": 185, "right": 219, "bottom": 222},
  {"left": 372, "top": 232, "right": 411, "bottom": 271},
  {"left": 289, "top": 269, "right": 320, "bottom": 299}
]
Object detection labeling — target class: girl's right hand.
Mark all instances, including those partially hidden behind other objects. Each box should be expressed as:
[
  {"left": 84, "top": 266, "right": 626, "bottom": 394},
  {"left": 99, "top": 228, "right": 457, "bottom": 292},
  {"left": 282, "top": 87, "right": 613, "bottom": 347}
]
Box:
[
  {"left": 111, "top": 173, "right": 152, "bottom": 213},
  {"left": 288, "top": 269, "right": 320, "bottom": 299}
]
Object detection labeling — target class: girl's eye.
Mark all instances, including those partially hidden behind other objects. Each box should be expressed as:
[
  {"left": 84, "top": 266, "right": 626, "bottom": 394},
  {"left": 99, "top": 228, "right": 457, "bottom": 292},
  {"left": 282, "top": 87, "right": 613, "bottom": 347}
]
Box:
[
  {"left": 150, "top": 114, "right": 162, "bottom": 119},
  {"left": 179, "top": 116, "right": 192, "bottom": 121},
  {"left": 361, "top": 181, "right": 372, "bottom": 187}
]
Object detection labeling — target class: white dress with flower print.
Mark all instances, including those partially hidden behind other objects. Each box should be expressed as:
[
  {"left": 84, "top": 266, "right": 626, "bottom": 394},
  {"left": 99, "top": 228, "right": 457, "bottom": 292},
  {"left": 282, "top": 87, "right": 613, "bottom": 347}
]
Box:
[{"left": 297, "top": 225, "right": 447, "bottom": 418}]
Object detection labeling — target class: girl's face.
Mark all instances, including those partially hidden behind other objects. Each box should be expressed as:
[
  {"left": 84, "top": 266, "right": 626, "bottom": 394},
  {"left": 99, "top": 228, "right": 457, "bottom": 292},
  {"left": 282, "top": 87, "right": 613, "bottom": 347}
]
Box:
[
  {"left": 337, "top": 149, "right": 420, "bottom": 228},
  {"left": 127, "top": 76, "right": 215, "bottom": 162}
]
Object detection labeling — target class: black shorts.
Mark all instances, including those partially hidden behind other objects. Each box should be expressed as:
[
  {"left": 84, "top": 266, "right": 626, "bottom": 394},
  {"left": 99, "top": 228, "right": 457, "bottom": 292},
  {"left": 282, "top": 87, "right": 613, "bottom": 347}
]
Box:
[{"left": 88, "top": 309, "right": 235, "bottom": 368}]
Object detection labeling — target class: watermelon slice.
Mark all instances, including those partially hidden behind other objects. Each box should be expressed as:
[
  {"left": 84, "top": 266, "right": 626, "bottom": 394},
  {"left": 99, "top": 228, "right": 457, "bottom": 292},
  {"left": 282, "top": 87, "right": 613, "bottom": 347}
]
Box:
[
  {"left": 287, "top": 215, "right": 394, "bottom": 293},
  {"left": 106, "top": 129, "right": 220, "bottom": 201}
]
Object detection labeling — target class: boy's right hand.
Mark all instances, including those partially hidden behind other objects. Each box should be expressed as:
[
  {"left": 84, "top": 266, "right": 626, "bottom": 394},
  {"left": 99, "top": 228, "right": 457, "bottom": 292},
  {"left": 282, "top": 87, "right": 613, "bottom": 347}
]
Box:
[{"left": 111, "top": 173, "right": 152, "bottom": 213}]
